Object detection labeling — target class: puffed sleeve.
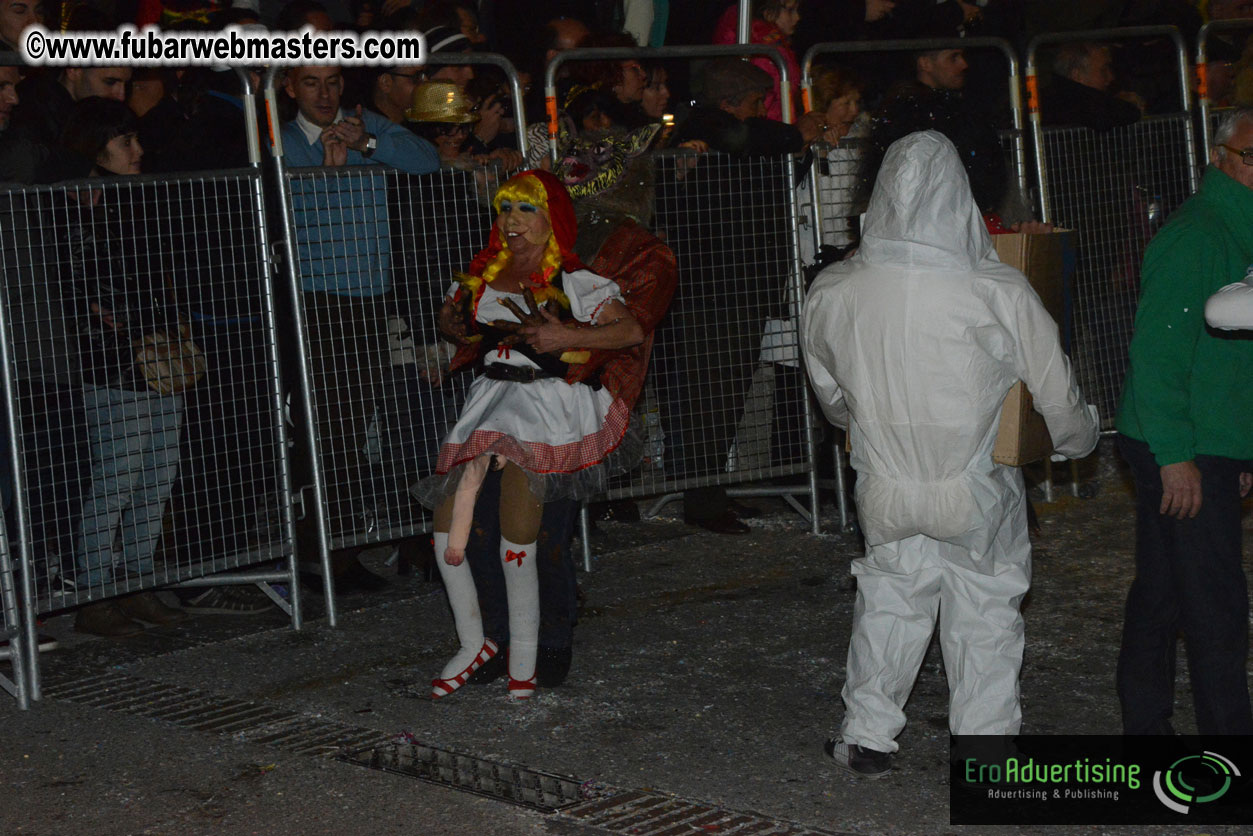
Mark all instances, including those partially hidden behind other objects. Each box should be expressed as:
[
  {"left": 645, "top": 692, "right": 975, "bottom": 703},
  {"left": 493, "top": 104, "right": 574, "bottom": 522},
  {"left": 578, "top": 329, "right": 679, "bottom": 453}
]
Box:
[{"left": 562, "top": 269, "right": 625, "bottom": 324}]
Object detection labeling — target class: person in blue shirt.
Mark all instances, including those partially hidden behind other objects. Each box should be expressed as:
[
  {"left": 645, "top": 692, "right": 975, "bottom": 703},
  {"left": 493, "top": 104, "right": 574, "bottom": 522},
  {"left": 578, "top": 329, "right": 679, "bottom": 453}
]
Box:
[{"left": 281, "top": 64, "right": 440, "bottom": 592}]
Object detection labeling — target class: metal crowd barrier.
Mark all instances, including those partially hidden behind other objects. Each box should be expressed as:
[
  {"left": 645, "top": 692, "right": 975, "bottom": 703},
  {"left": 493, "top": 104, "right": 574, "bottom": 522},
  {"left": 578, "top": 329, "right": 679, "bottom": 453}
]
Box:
[
  {"left": 545, "top": 45, "right": 820, "bottom": 555},
  {"left": 793, "top": 135, "right": 865, "bottom": 532},
  {"left": 0, "top": 171, "right": 301, "bottom": 702},
  {"left": 545, "top": 42, "right": 799, "bottom": 161},
  {"left": 0, "top": 70, "right": 300, "bottom": 707},
  {"left": 1026, "top": 27, "right": 1198, "bottom": 430},
  {"left": 597, "top": 151, "right": 819, "bottom": 522},
  {"left": 277, "top": 164, "right": 499, "bottom": 612},
  {"left": 0, "top": 502, "right": 29, "bottom": 709},
  {"left": 1197, "top": 18, "right": 1253, "bottom": 155},
  {"left": 802, "top": 37, "right": 1029, "bottom": 205}
]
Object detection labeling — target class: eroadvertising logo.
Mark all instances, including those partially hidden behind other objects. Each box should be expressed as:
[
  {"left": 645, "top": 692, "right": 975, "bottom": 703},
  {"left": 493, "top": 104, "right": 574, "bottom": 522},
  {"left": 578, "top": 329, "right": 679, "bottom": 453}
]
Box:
[
  {"left": 950, "top": 736, "right": 1253, "bottom": 826},
  {"left": 1152, "top": 751, "right": 1240, "bottom": 814}
]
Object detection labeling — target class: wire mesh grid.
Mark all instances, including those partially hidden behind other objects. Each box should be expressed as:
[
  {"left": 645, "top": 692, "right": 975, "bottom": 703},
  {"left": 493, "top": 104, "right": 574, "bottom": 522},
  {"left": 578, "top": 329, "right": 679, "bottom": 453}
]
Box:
[
  {"left": 1039, "top": 115, "right": 1194, "bottom": 427},
  {"left": 0, "top": 507, "right": 23, "bottom": 687},
  {"left": 1209, "top": 107, "right": 1229, "bottom": 151},
  {"left": 799, "top": 137, "right": 867, "bottom": 262},
  {"left": 602, "top": 152, "right": 811, "bottom": 500},
  {"left": 283, "top": 164, "right": 499, "bottom": 549},
  {"left": 0, "top": 172, "right": 291, "bottom": 613}
]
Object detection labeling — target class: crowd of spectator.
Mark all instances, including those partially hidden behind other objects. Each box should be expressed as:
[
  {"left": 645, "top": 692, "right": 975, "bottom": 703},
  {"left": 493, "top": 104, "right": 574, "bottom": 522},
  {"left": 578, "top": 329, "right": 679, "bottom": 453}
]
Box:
[{"left": 0, "top": 0, "right": 1241, "bottom": 639}]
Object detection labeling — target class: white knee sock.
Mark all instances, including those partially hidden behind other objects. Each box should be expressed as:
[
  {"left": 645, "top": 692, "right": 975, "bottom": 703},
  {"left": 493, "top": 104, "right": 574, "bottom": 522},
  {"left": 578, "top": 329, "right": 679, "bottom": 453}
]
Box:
[
  {"left": 434, "top": 530, "right": 487, "bottom": 679},
  {"left": 500, "top": 536, "right": 539, "bottom": 684}
]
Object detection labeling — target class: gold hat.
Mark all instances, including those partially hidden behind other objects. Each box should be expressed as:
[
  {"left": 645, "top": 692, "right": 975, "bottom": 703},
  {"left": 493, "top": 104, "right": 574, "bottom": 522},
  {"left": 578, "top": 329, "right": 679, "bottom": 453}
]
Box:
[{"left": 405, "top": 81, "right": 480, "bottom": 124}]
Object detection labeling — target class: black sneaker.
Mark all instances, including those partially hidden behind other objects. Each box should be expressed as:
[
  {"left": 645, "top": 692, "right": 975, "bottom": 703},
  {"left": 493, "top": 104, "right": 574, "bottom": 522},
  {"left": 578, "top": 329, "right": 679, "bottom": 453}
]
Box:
[
  {"left": 536, "top": 645, "right": 573, "bottom": 687},
  {"left": 824, "top": 739, "right": 892, "bottom": 779}
]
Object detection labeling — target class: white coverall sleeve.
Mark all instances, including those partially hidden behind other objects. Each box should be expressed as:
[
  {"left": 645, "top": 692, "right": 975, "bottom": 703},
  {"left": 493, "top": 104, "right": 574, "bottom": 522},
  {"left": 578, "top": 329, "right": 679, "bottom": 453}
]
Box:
[
  {"left": 800, "top": 293, "right": 850, "bottom": 428},
  {"left": 1008, "top": 287, "right": 1099, "bottom": 459},
  {"left": 1205, "top": 279, "right": 1253, "bottom": 330}
]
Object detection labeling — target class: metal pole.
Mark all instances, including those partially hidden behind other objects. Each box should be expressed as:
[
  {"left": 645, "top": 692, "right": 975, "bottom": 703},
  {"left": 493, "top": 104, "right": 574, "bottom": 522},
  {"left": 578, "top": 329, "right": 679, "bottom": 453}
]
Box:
[
  {"left": 579, "top": 503, "right": 592, "bottom": 573},
  {"left": 784, "top": 154, "right": 821, "bottom": 534},
  {"left": 420, "top": 53, "right": 528, "bottom": 158},
  {"left": 0, "top": 254, "right": 31, "bottom": 706},
  {"left": 243, "top": 68, "right": 304, "bottom": 630},
  {"left": 264, "top": 66, "right": 337, "bottom": 627},
  {"left": 1192, "top": 20, "right": 1253, "bottom": 176}
]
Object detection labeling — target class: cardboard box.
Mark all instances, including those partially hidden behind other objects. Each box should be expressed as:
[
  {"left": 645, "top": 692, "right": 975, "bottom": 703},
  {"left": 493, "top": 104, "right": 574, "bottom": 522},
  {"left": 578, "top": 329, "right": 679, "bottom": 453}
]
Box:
[
  {"left": 990, "top": 229, "right": 1073, "bottom": 466},
  {"left": 992, "top": 381, "right": 1054, "bottom": 466},
  {"left": 993, "top": 229, "right": 1073, "bottom": 326}
]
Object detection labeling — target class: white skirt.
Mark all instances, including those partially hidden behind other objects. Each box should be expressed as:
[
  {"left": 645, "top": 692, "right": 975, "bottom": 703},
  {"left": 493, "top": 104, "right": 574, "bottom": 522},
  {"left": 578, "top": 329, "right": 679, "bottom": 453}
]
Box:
[
  {"left": 411, "top": 367, "right": 639, "bottom": 507},
  {"left": 437, "top": 369, "right": 624, "bottom": 473}
]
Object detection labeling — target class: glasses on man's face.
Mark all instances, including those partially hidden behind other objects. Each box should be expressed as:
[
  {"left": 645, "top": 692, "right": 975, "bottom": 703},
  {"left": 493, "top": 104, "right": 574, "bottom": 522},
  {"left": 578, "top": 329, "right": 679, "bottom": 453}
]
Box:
[
  {"left": 1220, "top": 143, "right": 1253, "bottom": 165},
  {"left": 388, "top": 72, "right": 421, "bottom": 83}
]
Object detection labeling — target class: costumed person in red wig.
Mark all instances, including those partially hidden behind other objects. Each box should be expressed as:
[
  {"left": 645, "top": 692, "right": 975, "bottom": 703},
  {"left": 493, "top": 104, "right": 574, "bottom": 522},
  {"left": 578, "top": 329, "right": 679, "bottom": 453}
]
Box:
[{"left": 413, "top": 169, "right": 643, "bottom": 700}]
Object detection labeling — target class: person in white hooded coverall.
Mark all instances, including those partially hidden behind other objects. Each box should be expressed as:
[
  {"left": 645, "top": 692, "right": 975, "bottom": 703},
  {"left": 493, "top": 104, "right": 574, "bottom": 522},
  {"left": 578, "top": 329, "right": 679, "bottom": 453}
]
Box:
[{"left": 801, "top": 131, "right": 1099, "bottom": 776}]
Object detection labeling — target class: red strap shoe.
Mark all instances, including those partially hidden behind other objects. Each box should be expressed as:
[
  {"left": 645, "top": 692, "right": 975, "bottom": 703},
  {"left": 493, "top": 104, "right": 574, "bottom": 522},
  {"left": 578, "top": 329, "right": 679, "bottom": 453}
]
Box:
[
  {"left": 507, "top": 674, "right": 536, "bottom": 700},
  {"left": 431, "top": 639, "right": 499, "bottom": 699}
]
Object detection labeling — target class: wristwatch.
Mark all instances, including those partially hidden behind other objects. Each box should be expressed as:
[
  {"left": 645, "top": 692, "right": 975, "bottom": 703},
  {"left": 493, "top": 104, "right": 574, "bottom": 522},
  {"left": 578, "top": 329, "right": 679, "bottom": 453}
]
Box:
[{"left": 362, "top": 134, "right": 377, "bottom": 157}]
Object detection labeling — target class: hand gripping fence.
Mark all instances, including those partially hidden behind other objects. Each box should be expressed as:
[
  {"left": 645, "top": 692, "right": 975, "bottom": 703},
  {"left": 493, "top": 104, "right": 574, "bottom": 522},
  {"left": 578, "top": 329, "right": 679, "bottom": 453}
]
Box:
[
  {"left": 0, "top": 62, "right": 301, "bottom": 707},
  {"left": 1025, "top": 27, "right": 1198, "bottom": 435}
]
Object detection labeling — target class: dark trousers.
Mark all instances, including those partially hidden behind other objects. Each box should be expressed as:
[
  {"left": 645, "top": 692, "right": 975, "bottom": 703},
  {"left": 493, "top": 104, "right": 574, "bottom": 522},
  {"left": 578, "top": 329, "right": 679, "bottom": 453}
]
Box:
[
  {"left": 12, "top": 380, "right": 87, "bottom": 582},
  {"left": 674, "top": 315, "right": 762, "bottom": 520},
  {"left": 465, "top": 468, "right": 579, "bottom": 649},
  {"left": 293, "top": 293, "right": 386, "bottom": 557},
  {"left": 170, "top": 322, "right": 281, "bottom": 564},
  {"left": 1116, "top": 434, "right": 1253, "bottom": 735}
]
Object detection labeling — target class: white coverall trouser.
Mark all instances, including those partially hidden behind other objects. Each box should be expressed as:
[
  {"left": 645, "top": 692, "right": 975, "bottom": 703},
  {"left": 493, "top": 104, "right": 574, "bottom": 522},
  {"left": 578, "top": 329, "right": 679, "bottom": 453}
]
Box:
[{"left": 840, "top": 516, "right": 1031, "bottom": 754}]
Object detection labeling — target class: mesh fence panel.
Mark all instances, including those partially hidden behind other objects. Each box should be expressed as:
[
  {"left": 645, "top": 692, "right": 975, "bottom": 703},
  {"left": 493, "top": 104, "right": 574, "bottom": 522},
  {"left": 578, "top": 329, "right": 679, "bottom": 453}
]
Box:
[
  {"left": 797, "top": 137, "right": 866, "bottom": 273},
  {"left": 1039, "top": 115, "right": 1194, "bottom": 427},
  {"left": 1209, "top": 107, "right": 1229, "bottom": 150},
  {"left": 602, "top": 152, "right": 810, "bottom": 501},
  {"left": 283, "top": 165, "right": 499, "bottom": 548},
  {"left": 0, "top": 172, "right": 291, "bottom": 613},
  {"left": 0, "top": 509, "right": 23, "bottom": 705},
  {"left": 0, "top": 509, "right": 18, "bottom": 651}
]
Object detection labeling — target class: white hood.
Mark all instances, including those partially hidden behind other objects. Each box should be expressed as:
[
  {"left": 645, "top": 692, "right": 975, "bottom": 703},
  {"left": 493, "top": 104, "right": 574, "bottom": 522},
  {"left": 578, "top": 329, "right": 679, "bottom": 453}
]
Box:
[{"left": 859, "top": 131, "right": 994, "bottom": 273}]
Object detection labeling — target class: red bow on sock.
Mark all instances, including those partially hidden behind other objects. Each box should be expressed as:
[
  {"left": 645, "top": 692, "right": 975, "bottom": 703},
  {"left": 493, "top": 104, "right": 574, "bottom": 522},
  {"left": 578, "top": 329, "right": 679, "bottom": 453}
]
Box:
[{"left": 505, "top": 549, "right": 526, "bottom": 566}]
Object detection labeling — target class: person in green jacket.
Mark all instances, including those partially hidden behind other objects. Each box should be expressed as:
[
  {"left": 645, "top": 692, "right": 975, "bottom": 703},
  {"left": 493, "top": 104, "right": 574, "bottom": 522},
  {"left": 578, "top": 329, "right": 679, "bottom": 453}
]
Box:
[{"left": 1115, "top": 106, "right": 1253, "bottom": 735}]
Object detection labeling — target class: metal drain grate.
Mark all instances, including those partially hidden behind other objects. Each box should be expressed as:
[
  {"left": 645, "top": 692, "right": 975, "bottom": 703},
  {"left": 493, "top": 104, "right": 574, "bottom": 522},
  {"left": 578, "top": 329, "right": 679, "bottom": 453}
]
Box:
[
  {"left": 559, "top": 789, "right": 855, "bottom": 836},
  {"left": 341, "top": 741, "right": 585, "bottom": 813},
  {"left": 42, "top": 671, "right": 387, "bottom": 756},
  {"left": 42, "top": 672, "right": 854, "bottom": 833}
]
